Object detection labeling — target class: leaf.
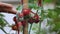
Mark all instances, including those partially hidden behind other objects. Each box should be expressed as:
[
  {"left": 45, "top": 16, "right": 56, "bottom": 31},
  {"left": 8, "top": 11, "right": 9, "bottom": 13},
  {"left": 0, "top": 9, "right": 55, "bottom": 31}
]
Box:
[
  {"left": 47, "top": 9, "right": 58, "bottom": 19},
  {"left": 0, "top": 18, "right": 8, "bottom": 27},
  {"left": 44, "top": 0, "right": 54, "bottom": 3},
  {"left": 52, "top": 22, "right": 60, "bottom": 32},
  {"left": 54, "top": 7, "right": 60, "bottom": 15},
  {"left": 0, "top": 27, "right": 7, "bottom": 34},
  {"left": 29, "top": 3, "right": 39, "bottom": 9},
  {"left": 56, "top": 0, "right": 60, "bottom": 6},
  {"left": 32, "top": 27, "right": 36, "bottom": 30},
  {"left": 0, "top": 14, "right": 5, "bottom": 17},
  {"left": 16, "top": 5, "right": 22, "bottom": 11}
]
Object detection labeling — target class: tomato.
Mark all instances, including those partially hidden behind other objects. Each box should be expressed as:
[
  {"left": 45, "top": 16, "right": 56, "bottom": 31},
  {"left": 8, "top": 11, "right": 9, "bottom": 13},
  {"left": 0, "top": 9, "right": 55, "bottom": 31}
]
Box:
[
  {"left": 13, "top": 16, "right": 17, "bottom": 23},
  {"left": 17, "top": 22, "right": 22, "bottom": 27},
  {"left": 28, "top": 18, "right": 34, "bottom": 24},
  {"left": 34, "top": 14, "right": 39, "bottom": 20},
  {"left": 22, "top": 9, "right": 31, "bottom": 16},
  {"left": 34, "top": 19, "right": 40, "bottom": 23},
  {"left": 12, "top": 25, "right": 18, "bottom": 31},
  {"left": 18, "top": 13, "right": 24, "bottom": 18},
  {"left": 33, "top": 14, "right": 40, "bottom": 23},
  {"left": 21, "top": 20, "right": 26, "bottom": 26}
]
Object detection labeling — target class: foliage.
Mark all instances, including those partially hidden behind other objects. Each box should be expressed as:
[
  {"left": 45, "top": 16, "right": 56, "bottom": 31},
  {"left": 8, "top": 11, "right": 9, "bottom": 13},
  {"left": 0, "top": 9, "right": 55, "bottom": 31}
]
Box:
[
  {"left": 44, "top": 0, "right": 54, "bottom": 3},
  {"left": 0, "top": 13, "right": 8, "bottom": 34},
  {"left": 0, "top": 0, "right": 60, "bottom": 34}
]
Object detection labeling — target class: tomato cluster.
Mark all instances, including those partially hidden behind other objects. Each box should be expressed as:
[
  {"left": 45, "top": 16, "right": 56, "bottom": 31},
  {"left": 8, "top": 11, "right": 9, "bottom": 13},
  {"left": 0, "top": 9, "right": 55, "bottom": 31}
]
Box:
[{"left": 12, "top": 9, "right": 40, "bottom": 30}]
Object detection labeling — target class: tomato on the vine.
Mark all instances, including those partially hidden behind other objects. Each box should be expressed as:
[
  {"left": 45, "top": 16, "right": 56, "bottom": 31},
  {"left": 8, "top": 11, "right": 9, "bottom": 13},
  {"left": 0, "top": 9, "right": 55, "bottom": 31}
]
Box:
[
  {"left": 22, "top": 9, "right": 31, "bottom": 16},
  {"left": 12, "top": 25, "right": 18, "bottom": 31},
  {"left": 18, "top": 13, "right": 24, "bottom": 18},
  {"left": 13, "top": 16, "right": 17, "bottom": 22},
  {"left": 21, "top": 20, "right": 26, "bottom": 26},
  {"left": 28, "top": 18, "right": 34, "bottom": 24},
  {"left": 17, "top": 22, "right": 22, "bottom": 27},
  {"left": 33, "top": 14, "right": 40, "bottom": 23}
]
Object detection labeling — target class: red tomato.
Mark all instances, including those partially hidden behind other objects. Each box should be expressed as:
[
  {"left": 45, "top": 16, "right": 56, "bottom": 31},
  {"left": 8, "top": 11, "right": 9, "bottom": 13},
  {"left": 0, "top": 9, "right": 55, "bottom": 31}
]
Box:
[
  {"left": 12, "top": 25, "right": 18, "bottom": 31},
  {"left": 13, "top": 16, "right": 17, "bottom": 22},
  {"left": 17, "top": 22, "right": 22, "bottom": 27},
  {"left": 33, "top": 14, "right": 40, "bottom": 23},
  {"left": 21, "top": 20, "right": 26, "bottom": 26},
  {"left": 28, "top": 18, "right": 34, "bottom": 24},
  {"left": 22, "top": 9, "right": 31, "bottom": 16},
  {"left": 34, "top": 19, "right": 40, "bottom": 23},
  {"left": 18, "top": 13, "right": 24, "bottom": 18}
]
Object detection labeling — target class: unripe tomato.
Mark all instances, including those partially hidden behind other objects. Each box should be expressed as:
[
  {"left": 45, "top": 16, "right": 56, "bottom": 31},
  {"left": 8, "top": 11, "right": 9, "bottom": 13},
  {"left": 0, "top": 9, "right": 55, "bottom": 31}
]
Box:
[
  {"left": 34, "top": 14, "right": 39, "bottom": 20},
  {"left": 22, "top": 9, "right": 31, "bottom": 16}
]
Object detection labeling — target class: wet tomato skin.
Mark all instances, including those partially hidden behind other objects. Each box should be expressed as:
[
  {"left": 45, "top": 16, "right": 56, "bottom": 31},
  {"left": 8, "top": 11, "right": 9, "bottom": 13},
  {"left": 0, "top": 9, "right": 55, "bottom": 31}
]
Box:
[{"left": 22, "top": 9, "right": 31, "bottom": 16}]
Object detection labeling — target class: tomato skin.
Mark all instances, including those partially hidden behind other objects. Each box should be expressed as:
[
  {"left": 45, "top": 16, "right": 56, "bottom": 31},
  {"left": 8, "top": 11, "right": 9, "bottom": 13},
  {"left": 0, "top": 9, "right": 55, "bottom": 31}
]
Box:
[
  {"left": 13, "top": 16, "right": 18, "bottom": 24},
  {"left": 22, "top": 9, "right": 31, "bottom": 16},
  {"left": 33, "top": 14, "right": 40, "bottom": 23},
  {"left": 21, "top": 20, "right": 26, "bottom": 26},
  {"left": 12, "top": 25, "right": 18, "bottom": 31},
  {"left": 18, "top": 13, "right": 24, "bottom": 18},
  {"left": 28, "top": 18, "right": 34, "bottom": 24},
  {"left": 34, "top": 14, "right": 39, "bottom": 19},
  {"left": 17, "top": 22, "right": 22, "bottom": 27},
  {"left": 34, "top": 19, "right": 40, "bottom": 23}
]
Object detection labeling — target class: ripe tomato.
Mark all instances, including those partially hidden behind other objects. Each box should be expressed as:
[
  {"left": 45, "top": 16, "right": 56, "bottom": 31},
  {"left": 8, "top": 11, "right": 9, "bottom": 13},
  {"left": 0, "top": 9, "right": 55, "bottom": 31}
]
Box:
[
  {"left": 17, "top": 22, "right": 22, "bottom": 27},
  {"left": 33, "top": 14, "right": 40, "bottom": 23},
  {"left": 34, "top": 19, "right": 40, "bottom": 23},
  {"left": 22, "top": 9, "right": 31, "bottom": 16},
  {"left": 18, "top": 13, "right": 24, "bottom": 18},
  {"left": 21, "top": 20, "right": 26, "bottom": 26},
  {"left": 13, "top": 16, "right": 17, "bottom": 22},
  {"left": 28, "top": 18, "right": 34, "bottom": 24},
  {"left": 12, "top": 25, "right": 18, "bottom": 31}
]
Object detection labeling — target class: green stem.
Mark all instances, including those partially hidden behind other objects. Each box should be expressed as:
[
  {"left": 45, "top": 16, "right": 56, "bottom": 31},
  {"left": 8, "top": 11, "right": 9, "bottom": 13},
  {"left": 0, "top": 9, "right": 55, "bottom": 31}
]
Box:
[
  {"left": 0, "top": 27, "right": 7, "bottom": 34},
  {"left": 39, "top": 21, "right": 41, "bottom": 34},
  {"left": 29, "top": 24, "right": 33, "bottom": 34},
  {"left": 38, "top": 0, "right": 44, "bottom": 34}
]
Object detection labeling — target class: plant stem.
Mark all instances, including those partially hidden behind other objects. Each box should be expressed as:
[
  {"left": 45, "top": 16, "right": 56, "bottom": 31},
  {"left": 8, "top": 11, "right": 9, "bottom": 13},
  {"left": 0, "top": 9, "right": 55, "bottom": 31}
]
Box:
[
  {"left": 0, "top": 27, "right": 7, "bottom": 34},
  {"left": 23, "top": 21, "right": 28, "bottom": 34},
  {"left": 23, "top": 0, "right": 28, "bottom": 34},
  {"left": 29, "top": 24, "right": 33, "bottom": 34}
]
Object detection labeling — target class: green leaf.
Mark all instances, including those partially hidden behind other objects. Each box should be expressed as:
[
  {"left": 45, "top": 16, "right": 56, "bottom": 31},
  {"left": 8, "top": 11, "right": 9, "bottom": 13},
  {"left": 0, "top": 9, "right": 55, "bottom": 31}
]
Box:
[
  {"left": 0, "top": 27, "right": 7, "bottom": 34},
  {"left": 16, "top": 5, "right": 22, "bottom": 11},
  {"left": 32, "top": 27, "right": 36, "bottom": 30},
  {"left": 56, "top": 0, "right": 60, "bottom": 6},
  {"left": 0, "top": 14, "right": 5, "bottom": 17},
  {"left": 29, "top": 3, "right": 39, "bottom": 9},
  {"left": 47, "top": 10, "right": 58, "bottom": 19},
  {"left": 44, "top": 0, "right": 54, "bottom": 3},
  {"left": 0, "top": 18, "right": 8, "bottom": 27}
]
